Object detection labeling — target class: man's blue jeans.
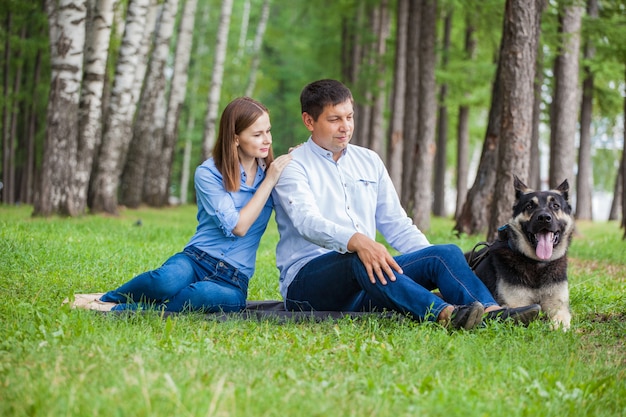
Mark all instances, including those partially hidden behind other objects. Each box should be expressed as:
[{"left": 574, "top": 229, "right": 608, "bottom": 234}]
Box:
[
  {"left": 285, "top": 244, "right": 498, "bottom": 321},
  {"left": 100, "top": 246, "right": 248, "bottom": 313}
]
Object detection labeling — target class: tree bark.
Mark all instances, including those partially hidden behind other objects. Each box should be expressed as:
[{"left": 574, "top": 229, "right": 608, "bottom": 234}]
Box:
[
  {"left": 401, "top": 0, "right": 420, "bottom": 211},
  {"left": 121, "top": 0, "right": 179, "bottom": 208},
  {"left": 368, "top": 0, "right": 390, "bottom": 159},
  {"left": 549, "top": 1, "right": 583, "bottom": 189},
  {"left": 412, "top": 0, "right": 437, "bottom": 231},
  {"left": 576, "top": 0, "right": 597, "bottom": 220},
  {"left": 74, "top": 0, "right": 116, "bottom": 215},
  {"left": 145, "top": 0, "right": 197, "bottom": 207},
  {"left": 201, "top": 0, "right": 234, "bottom": 161},
  {"left": 433, "top": 10, "right": 451, "bottom": 217},
  {"left": 387, "top": 0, "right": 409, "bottom": 195},
  {"left": 20, "top": 48, "right": 43, "bottom": 205},
  {"left": 454, "top": 18, "right": 506, "bottom": 236},
  {"left": 455, "top": 21, "right": 475, "bottom": 220},
  {"left": 622, "top": 64, "right": 626, "bottom": 237},
  {"left": 89, "top": 0, "right": 150, "bottom": 214},
  {"left": 2, "top": 12, "right": 15, "bottom": 205},
  {"left": 609, "top": 157, "right": 622, "bottom": 222},
  {"left": 529, "top": 44, "right": 543, "bottom": 190},
  {"left": 34, "top": 0, "right": 87, "bottom": 217},
  {"left": 244, "top": 0, "right": 270, "bottom": 97},
  {"left": 487, "top": 0, "right": 542, "bottom": 241}
]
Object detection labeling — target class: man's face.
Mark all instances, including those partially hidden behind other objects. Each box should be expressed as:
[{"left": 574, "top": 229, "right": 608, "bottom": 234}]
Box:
[{"left": 303, "top": 99, "right": 354, "bottom": 161}]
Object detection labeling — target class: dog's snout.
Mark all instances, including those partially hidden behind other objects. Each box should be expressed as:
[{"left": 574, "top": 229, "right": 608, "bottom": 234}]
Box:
[{"left": 537, "top": 212, "right": 552, "bottom": 223}]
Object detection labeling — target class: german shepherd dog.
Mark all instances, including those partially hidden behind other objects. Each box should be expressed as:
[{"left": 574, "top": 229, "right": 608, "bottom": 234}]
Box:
[{"left": 467, "top": 176, "right": 574, "bottom": 330}]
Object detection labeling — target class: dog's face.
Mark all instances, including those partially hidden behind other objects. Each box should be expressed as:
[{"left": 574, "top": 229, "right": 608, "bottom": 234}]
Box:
[{"left": 508, "top": 176, "right": 574, "bottom": 262}]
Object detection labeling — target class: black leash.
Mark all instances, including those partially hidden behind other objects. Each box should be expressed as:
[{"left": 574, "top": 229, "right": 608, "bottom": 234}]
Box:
[{"left": 466, "top": 224, "right": 510, "bottom": 271}]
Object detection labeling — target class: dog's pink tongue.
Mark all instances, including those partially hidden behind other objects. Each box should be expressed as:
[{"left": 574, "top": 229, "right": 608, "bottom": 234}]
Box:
[{"left": 536, "top": 232, "right": 554, "bottom": 260}]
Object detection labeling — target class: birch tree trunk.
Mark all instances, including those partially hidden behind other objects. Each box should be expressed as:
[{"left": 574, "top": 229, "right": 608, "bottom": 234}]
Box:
[
  {"left": 75, "top": 0, "right": 117, "bottom": 215},
  {"left": 33, "top": 0, "right": 87, "bottom": 217},
  {"left": 244, "top": 0, "right": 270, "bottom": 97},
  {"left": 237, "top": 0, "right": 250, "bottom": 59},
  {"left": 202, "top": 0, "right": 234, "bottom": 161},
  {"left": 549, "top": 1, "right": 583, "bottom": 189},
  {"left": 412, "top": 0, "right": 437, "bottom": 231},
  {"left": 387, "top": 0, "right": 409, "bottom": 195},
  {"left": 487, "top": 0, "right": 542, "bottom": 241},
  {"left": 89, "top": 0, "right": 150, "bottom": 214},
  {"left": 145, "top": 0, "right": 197, "bottom": 207},
  {"left": 121, "top": 0, "right": 179, "bottom": 208}
]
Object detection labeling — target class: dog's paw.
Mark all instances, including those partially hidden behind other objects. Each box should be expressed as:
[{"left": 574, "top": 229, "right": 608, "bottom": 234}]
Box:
[{"left": 550, "top": 310, "right": 571, "bottom": 331}]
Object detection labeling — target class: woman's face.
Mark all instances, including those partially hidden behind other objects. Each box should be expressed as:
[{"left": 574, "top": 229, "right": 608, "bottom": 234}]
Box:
[{"left": 236, "top": 112, "right": 272, "bottom": 162}]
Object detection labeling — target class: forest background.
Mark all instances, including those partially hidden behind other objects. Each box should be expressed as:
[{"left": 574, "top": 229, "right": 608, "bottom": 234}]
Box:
[{"left": 1, "top": 0, "right": 625, "bottom": 240}]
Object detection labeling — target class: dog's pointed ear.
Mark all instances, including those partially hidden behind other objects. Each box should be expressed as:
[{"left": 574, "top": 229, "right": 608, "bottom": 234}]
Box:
[
  {"left": 555, "top": 179, "right": 569, "bottom": 201},
  {"left": 514, "top": 176, "right": 530, "bottom": 200}
]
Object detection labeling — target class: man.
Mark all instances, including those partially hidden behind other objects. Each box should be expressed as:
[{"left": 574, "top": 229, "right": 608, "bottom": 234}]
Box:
[{"left": 272, "top": 79, "right": 540, "bottom": 330}]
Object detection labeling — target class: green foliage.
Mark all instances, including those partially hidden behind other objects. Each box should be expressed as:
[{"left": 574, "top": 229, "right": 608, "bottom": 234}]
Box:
[{"left": 1, "top": 205, "right": 625, "bottom": 416}]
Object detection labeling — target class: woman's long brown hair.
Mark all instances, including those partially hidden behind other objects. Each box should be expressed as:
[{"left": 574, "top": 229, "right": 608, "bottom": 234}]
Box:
[{"left": 213, "top": 97, "right": 275, "bottom": 192}]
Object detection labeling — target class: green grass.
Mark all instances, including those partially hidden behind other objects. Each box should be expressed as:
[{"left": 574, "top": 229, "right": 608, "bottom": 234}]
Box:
[{"left": 1, "top": 205, "right": 624, "bottom": 416}]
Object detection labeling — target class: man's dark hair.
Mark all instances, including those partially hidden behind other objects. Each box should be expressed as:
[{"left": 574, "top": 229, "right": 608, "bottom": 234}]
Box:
[{"left": 300, "top": 79, "right": 353, "bottom": 121}]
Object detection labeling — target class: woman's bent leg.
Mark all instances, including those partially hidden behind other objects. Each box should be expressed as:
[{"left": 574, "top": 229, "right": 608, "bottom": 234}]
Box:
[
  {"left": 100, "top": 252, "right": 196, "bottom": 305},
  {"left": 164, "top": 277, "right": 247, "bottom": 313}
]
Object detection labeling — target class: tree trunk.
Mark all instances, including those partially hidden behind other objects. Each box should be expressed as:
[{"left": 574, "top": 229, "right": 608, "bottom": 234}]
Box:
[
  {"left": 529, "top": 44, "right": 543, "bottom": 190},
  {"left": 7, "top": 26, "right": 25, "bottom": 206},
  {"left": 368, "top": 0, "right": 390, "bottom": 159},
  {"left": 487, "top": 0, "right": 542, "bottom": 241},
  {"left": 237, "top": 0, "right": 250, "bottom": 59},
  {"left": 117, "top": 0, "right": 159, "bottom": 209},
  {"left": 121, "top": 0, "right": 178, "bottom": 208},
  {"left": 576, "top": 0, "right": 597, "bottom": 220},
  {"left": 145, "top": 0, "right": 197, "bottom": 207},
  {"left": 33, "top": 0, "right": 87, "bottom": 217},
  {"left": 609, "top": 156, "right": 622, "bottom": 222},
  {"left": 549, "top": 1, "right": 583, "bottom": 189},
  {"left": 201, "top": 0, "right": 234, "bottom": 161},
  {"left": 2, "top": 12, "right": 13, "bottom": 204},
  {"left": 89, "top": 0, "right": 150, "bottom": 214},
  {"left": 244, "top": 0, "right": 270, "bottom": 97},
  {"left": 455, "top": 21, "right": 475, "bottom": 220},
  {"left": 387, "top": 0, "right": 409, "bottom": 195},
  {"left": 433, "top": 10, "right": 451, "bottom": 217},
  {"left": 20, "top": 48, "right": 43, "bottom": 205},
  {"left": 74, "top": 0, "right": 116, "bottom": 215},
  {"left": 454, "top": 36, "right": 505, "bottom": 235},
  {"left": 401, "top": 0, "right": 420, "bottom": 211},
  {"left": 622, "top": 64, "right": 626, "bottom": 237},
  {"left": 412, "top": 0, "right": 437, "bottom": 231}
]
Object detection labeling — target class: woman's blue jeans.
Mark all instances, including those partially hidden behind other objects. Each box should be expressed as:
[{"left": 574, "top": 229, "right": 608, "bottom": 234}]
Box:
[
  {"left": 285, "top": 244, "right": 498, "bottom": 322},
  {"left": 100, "top": 246, "right": 248, "bottom": 313}
]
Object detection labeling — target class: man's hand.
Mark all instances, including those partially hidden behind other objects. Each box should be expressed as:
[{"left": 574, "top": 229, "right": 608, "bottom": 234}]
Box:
[{"left": 347, "top": 233, "right": 403, "bottom": 285}]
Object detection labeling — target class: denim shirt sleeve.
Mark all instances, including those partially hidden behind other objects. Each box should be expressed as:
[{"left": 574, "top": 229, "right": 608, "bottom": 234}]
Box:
[{"left": 194, "top": 163, "right": 239, "bottom": 238}]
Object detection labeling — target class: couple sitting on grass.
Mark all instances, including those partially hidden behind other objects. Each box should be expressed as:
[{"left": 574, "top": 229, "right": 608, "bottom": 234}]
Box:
[{"left": 73, "top": 79, "right": 541, "bottom": 331}]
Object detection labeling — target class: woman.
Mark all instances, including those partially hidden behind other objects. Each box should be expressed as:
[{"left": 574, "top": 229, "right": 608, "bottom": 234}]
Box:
[{"left": 73, "top": 97, "right": 291, "bottom": 312}]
